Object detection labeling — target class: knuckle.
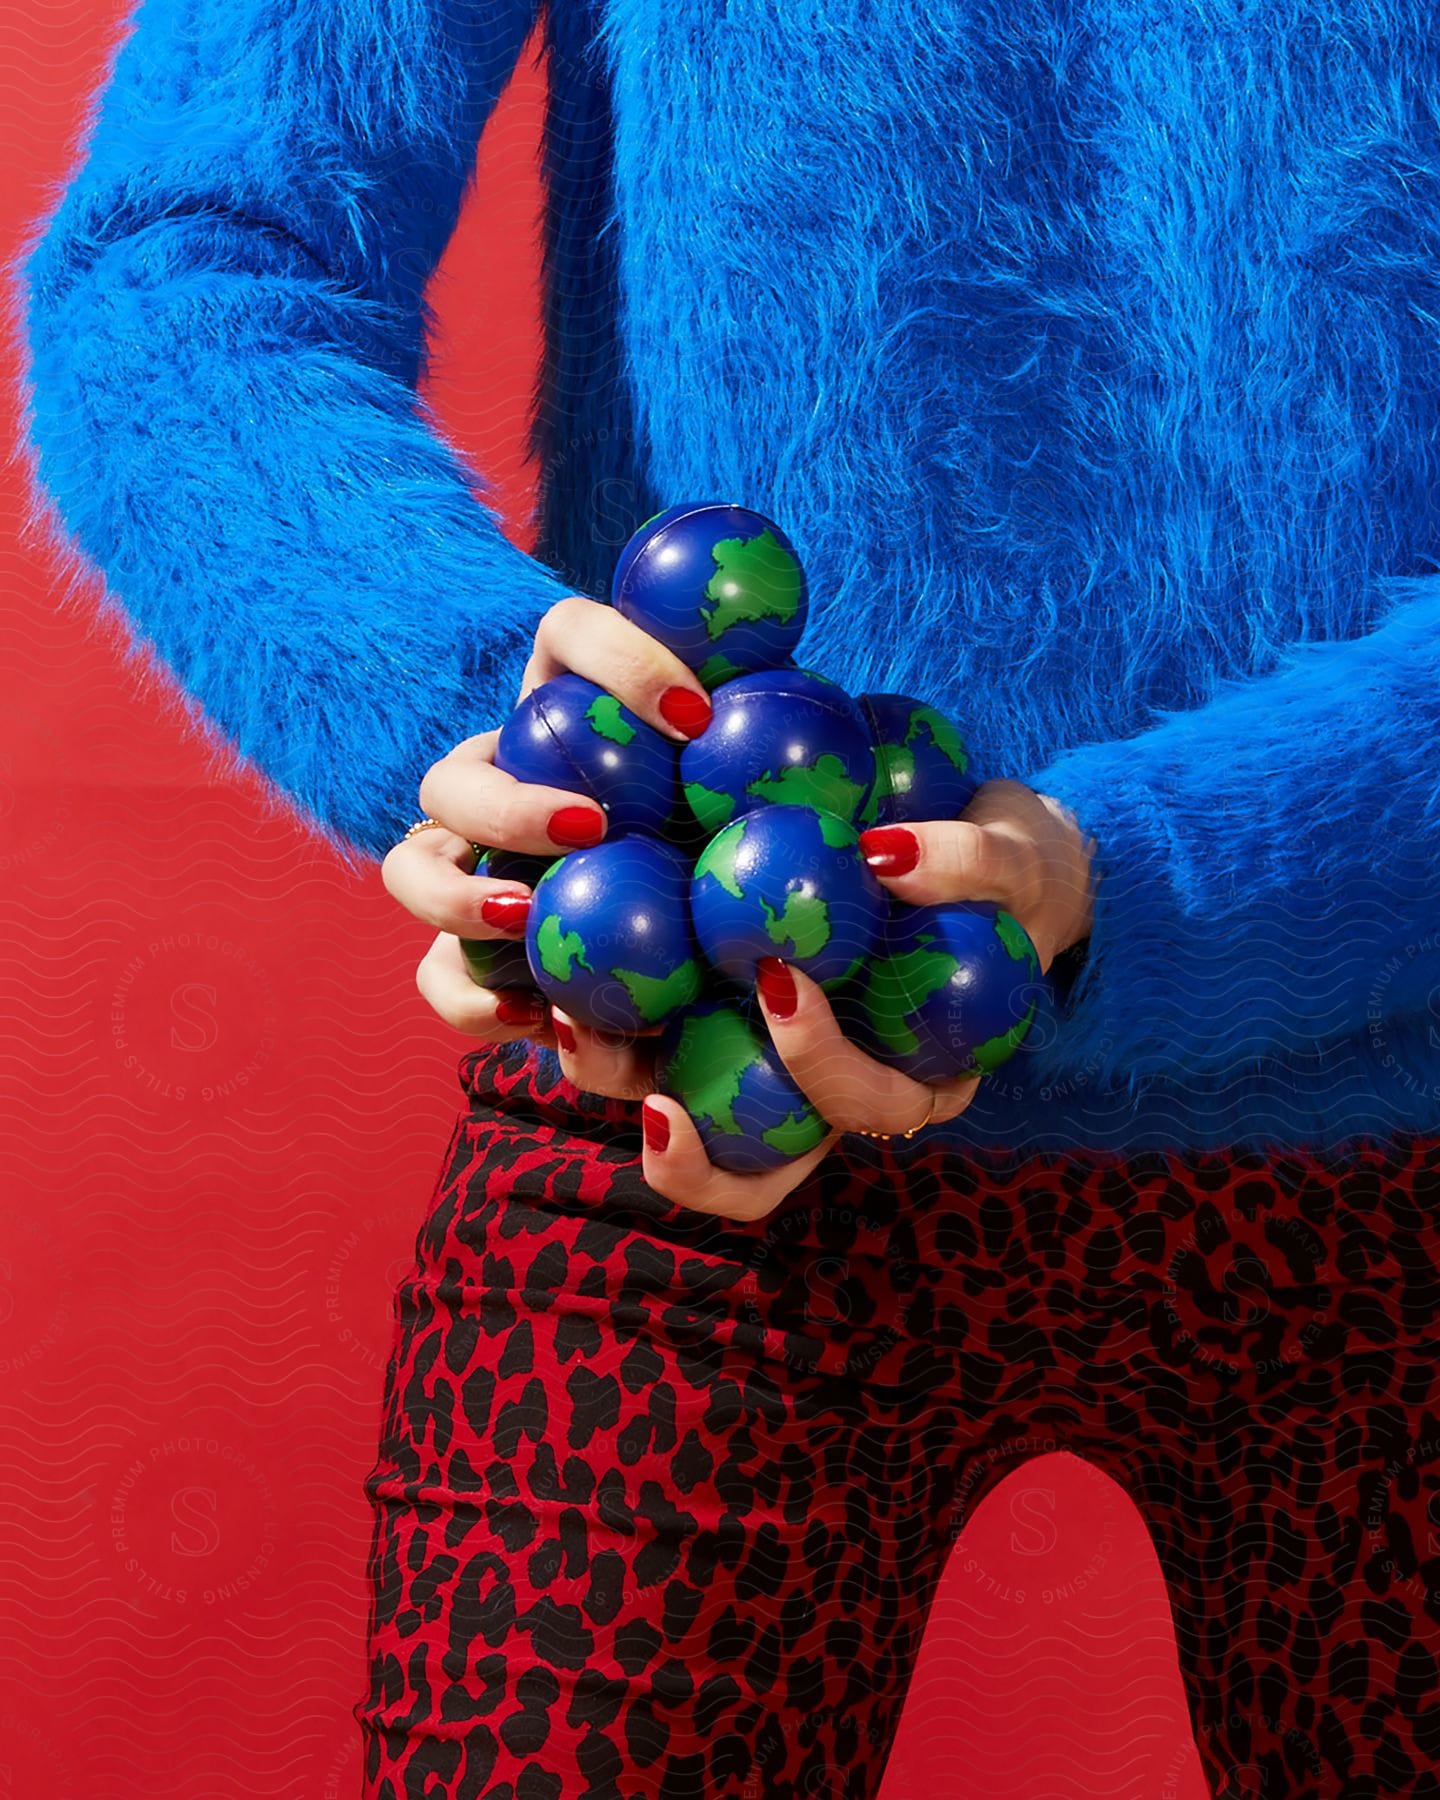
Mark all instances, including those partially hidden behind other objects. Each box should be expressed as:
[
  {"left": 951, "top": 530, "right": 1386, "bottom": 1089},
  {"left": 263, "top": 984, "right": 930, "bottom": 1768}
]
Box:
[
  {"left": 955, "top": 819, "right": 994, "bottom": 882},
  {"left": 614, "top": 633, "right": 670, "bottom": 689},
  {"left": 540, "top": 594, "right": 591, "bottom": 641},
  {"left": 487, "top": 791, "right": 527, "bottom": 847},
  {"left": 417, "top": 766, "right": 445, "bottom": 818},
  {"left": 818, "top": 1096, "right": 872, "bottom": 1135},
  {"left": 380, "top": 843, "right": 408, "bottom": 896}
]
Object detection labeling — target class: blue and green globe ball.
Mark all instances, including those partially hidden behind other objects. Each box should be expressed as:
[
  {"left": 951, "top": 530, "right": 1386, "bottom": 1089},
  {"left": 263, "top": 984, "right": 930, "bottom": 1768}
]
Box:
[
  {"left": 611, "top": 502, "right": 809, "bottom": 687},
  {"left": 459, "top": 848, "right": 551, "bottom": 991},
  {"left": 656, "top": 998, "right": 826, "bottom": 1173},
  {"left": 858, "top": 692, "right": 978, "bottom": 826},
  {"left": 495, "top": 671, "right": 678, "bottom": 836},
  {"left": 473, "top": 502, "right": 1046, "bottom": 1167},
  {"left": 523, "top": 835, "right": 702, "bottom": 1035},
  {"left": 835, "top": 900, "right": 1045, "bottom": 1084},
  {"left": 690, "top": 802, "right": 888, "bottom": 989},
  {"left": 680, "top": 669, "right": 877, "bottom": 836}
]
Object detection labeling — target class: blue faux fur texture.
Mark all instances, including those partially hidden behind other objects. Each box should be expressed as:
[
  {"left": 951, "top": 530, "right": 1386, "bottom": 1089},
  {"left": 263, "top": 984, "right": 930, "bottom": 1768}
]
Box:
[
  {"left": 14, "top": 0, "right": 1440, "bottom": 1152},
  {"left": 12, "top": 0, "right": 578, "bottom": 866}
]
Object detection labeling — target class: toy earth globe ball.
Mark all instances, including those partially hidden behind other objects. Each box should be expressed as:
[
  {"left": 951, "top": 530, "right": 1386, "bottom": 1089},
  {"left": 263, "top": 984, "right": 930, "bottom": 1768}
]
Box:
[
  {"left": 657, "top": 997, "right": 827, "bottom": 1173},
  {"left": 474, "top": 847, "right": 556, "bottom": 886},
  {"left": 459, "top": 848, "right": 554, "bottom": 989},
  {"left": 836, "top": 900, "right": 1044, "bottom": 1083},
  {"left": 524, "top": 835, "right": 702, "bottom": 1034},
  {"left": 459, "top": 935, "right": 535, "bottom": 990},
  {"left": 858, "top": 693, "right": 979, "bottom": 827},
  {"left": 680, "top": 669, "right": 877, "bottom": 836},
  {"left": 495, "top": 672, "right": 678, "bottom": 836},
  {"left": 611, "top": 502, "right": 809, "bottom": 686},
  {"left": 690, "top": 803, "right": 887, "bottom": 988}
]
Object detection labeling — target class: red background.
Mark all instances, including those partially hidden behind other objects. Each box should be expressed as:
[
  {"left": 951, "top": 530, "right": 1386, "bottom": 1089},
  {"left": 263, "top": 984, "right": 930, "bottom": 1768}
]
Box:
[{"left": 0, "top": 7, "right": 1210, "bottom": 1795}]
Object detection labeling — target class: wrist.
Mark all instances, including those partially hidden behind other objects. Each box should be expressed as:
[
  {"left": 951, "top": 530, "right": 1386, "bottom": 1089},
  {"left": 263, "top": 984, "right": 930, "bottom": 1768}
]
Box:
[{"left": 1032, "top": 790, "right": 1097, "bottom": 964}]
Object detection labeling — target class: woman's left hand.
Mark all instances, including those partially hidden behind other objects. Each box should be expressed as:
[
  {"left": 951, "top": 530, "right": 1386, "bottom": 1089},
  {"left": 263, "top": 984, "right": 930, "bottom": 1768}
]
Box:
[
  {"left": 856, "top": 778, "right": 1097, "bottom": 976},
  {"left": 760, "top": 778, "right": 1095, "bottom": 1134},
  {"left": 639, "top": 778, "right": 1097, "bottom": 1206}
]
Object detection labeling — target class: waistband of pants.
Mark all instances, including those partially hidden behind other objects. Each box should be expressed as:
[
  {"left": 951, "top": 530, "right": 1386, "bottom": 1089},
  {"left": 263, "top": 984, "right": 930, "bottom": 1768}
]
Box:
[{"left": 454, "top": 1041, "right": 1440, "bottom": 1193}]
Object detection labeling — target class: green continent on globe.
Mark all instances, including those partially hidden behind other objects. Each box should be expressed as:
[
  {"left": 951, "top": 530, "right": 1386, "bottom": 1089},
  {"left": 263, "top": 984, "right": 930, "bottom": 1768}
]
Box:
[
  {"left": 702, "top": 529, "right": 803, "bottom": 642},
  {"left": 821, "top": 951, "right": 867, "bottom": 993},
  {"left": 535, "top": 914, "right": 592, "bottom": 982},
  {"left": 663, "top": 1006, "right": 759, "bottom": 1136},
  {"left": 762, "top": 1108, "right": 827, "bottom": 1156},
  {"left": 745, "top": 753, "right": 865, "bottom": 820},
  {"left": 584, "top": 694, "right": 636, "bottom": 745},
  {"left": 861, "top": 939, "right": 957, "bottom": 1056},
  {"left": 993, "top": 908, "right": 1041, "bottom": 975},
  {"left": 905, "top": 705, "right": 969, "bottom": 772},
  {"left": 614, "top": 959, "right": 702, "bottom": 1023},
  {"left": 860, "top": 744, "right": 916, "bottom": 826},
  {"left": 685, "top": 779, "right": 735, "bottom": 832},
  {"left": 694, "top": 822, "right": 746, "bottom": 898},
  {"left": 965, "top": 1000, "right": 1039, "bottom": 1074},
  {"left": 760, "top": 891, "right": 832, "bottom": 959},
  {"left": 814, "top": 810, "right": 858, "bottom": 850},
  {"left": 696, "top": 652, "right": 744, "bottom": 689}
]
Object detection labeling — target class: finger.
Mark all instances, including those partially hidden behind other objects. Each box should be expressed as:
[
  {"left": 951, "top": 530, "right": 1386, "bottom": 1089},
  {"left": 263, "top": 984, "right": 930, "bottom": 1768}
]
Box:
[
  {"left": 550, "top": 1008, "right": 658, "bottom": 1102},
  {"left": 382, "top": 825, "right": 535, "bottom": 938},
  {"left": 924, "top": 1071, "right": 985, "bottom": 1127},
  {"left": 415, "top": 934, "right": 555, "bottom": 1045},
  {"left": 418, "top": 731, "right": 607, "bottom": 856},
  {"left": 523, "top": 595, "right": 713, "bottom": 743},
  {"left": 857, "top": 818, "right": 1036, "bottom": 915},
  {"left": 756, "top": 959, "right": 977, "bottom": 1136},
  {"left": 639, "top": 1094, "right": 840, "bottom": 1222}
]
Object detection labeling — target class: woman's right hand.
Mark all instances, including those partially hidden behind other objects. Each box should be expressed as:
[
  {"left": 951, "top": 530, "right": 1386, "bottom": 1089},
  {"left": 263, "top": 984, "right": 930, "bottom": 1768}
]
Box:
[{"left": 381, "top": 594, "right": 714, "bottom": 1095}]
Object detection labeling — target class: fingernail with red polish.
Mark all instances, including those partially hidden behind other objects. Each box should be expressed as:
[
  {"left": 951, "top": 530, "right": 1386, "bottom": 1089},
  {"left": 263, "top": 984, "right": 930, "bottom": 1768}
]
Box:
[
  {"left": 642, "top": 1100, "right": 671, "bottom": 1155},
  {"left": 496, "top": 994, "right": 545, "bottom": 1027},
  {"left": 552, "top": 1015, "right": 578, "bottom": 1054},
  {"left": 548, "top": 805, "right": 606, "bottom": 849},
  {"left": 658, "top": 686, "right": 713, "bottom": 740},
  {"left": 480, "top": 893, "right": 530, "bottom": 933},
  {"left": 757, "top": 956, "right": 798, "bottom": 1021},
  {"left": 859, "top": 826, "right": 920, "bottom": 877}
]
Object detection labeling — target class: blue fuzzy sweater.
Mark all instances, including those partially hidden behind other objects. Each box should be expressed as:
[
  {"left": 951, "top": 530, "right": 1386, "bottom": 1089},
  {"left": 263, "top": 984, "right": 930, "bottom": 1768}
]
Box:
[{"left": 15, "top": 0, "right": 1440, "bottom": 1156}]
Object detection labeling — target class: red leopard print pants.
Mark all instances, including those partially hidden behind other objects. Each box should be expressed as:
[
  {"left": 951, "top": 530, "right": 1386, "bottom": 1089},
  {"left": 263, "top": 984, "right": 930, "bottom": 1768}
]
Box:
[{"left": 354, "top": 1043, "right": 1440, "bottom": 1799}]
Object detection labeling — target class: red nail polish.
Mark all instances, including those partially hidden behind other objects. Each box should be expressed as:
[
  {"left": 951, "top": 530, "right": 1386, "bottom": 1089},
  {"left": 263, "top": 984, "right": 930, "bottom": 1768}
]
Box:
[
  {"left": 552, "top": 1015, "right": 578, "bottom": 1053},
  {"left": 642, "top": 1101, "right": 670, "bottom": 1155},
  {"left": 859, "top": 826, "right": 920, "bottom": 877},
  {"left": 480, "top": 893, "right": 530, "bottom": 933},
  {"left": 548, "top": 805, "right": 606, "bottom": 849},
  {"left": 658, "top": 686, "right": 713, "bottom": 740},
  {"left": 756, "top": 956, "right": 798, "bottom": 1021},
  {"left": 496, "top": 994, "right": 544, "bottom": 1027}
]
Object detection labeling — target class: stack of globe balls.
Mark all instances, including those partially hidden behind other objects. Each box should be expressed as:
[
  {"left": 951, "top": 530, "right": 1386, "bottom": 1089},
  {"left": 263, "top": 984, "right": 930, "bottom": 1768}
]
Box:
[{"left": 465, "top": 503, "right": 1046, "bottom": 1172}]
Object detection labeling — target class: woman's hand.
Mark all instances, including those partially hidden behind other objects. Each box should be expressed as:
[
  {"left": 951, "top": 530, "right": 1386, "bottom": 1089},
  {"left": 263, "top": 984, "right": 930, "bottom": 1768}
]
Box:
[
  {"left": 382, "top": 595, "right": 713, "bottom": 1088},
  {"left": 637, "top": 778, "right": 1097, "bottom": 1217},
  {"left": 387, "top": 603, "right": 1099, "bottom": 1223},
  {"left": 856, "top": 779, "right": 1097, "bottom": 976}
]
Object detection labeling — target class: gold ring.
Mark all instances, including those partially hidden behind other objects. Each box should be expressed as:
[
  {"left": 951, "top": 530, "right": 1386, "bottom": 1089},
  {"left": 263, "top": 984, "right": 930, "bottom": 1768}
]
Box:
[
  {"left": 901, "top": 1090, "right": 940, "bottom": 1141},
  {"left": 856, "top": 1087, "right": 943, "bottom": 1144},
  {"left": 400, "top": 820, "right": 485, "bottom": 861}
]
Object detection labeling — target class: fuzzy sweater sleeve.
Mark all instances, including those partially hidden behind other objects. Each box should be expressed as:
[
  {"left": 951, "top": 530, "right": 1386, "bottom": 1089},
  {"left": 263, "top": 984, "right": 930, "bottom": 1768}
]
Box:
[
  {"left": 13, "top": 0, "right": 576, "bottom": 862},
  {"left": 1018, "top": 569, "right": 1440, "bottom": 1093}
]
